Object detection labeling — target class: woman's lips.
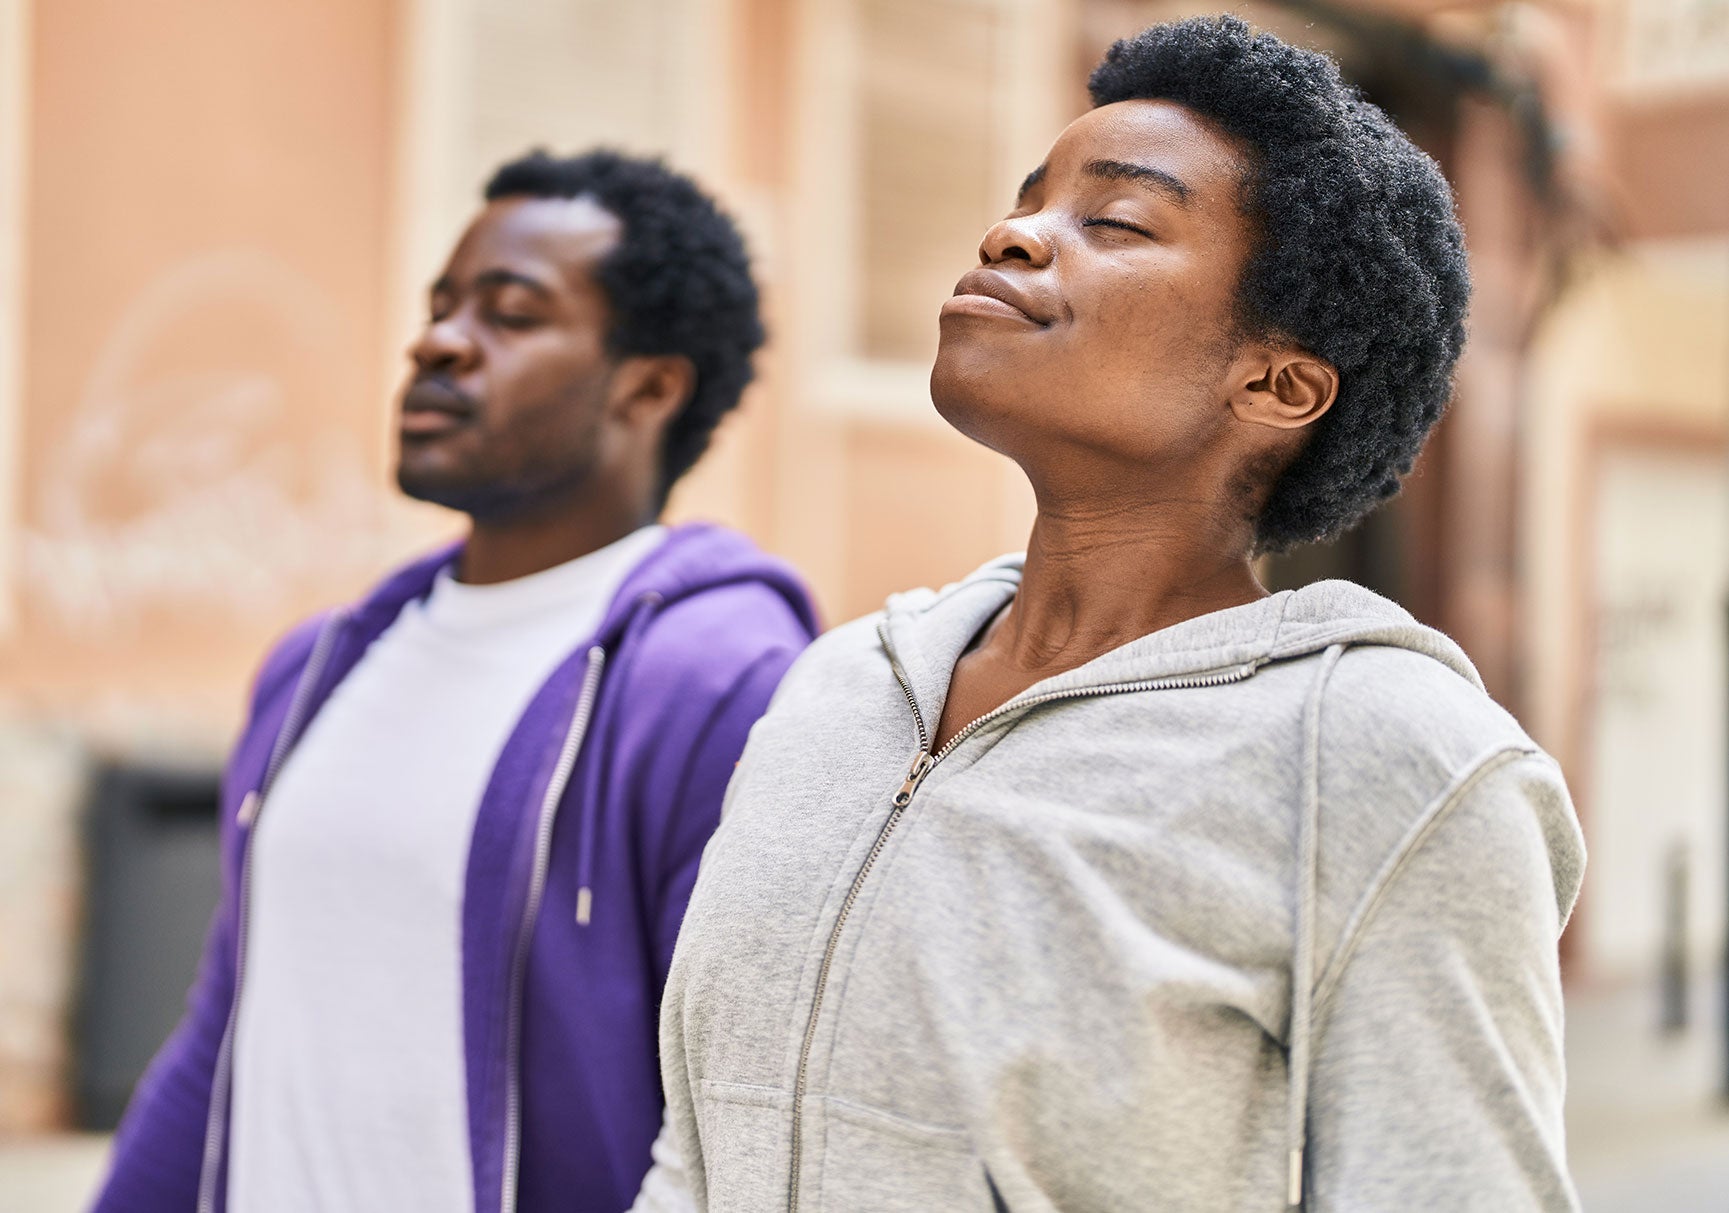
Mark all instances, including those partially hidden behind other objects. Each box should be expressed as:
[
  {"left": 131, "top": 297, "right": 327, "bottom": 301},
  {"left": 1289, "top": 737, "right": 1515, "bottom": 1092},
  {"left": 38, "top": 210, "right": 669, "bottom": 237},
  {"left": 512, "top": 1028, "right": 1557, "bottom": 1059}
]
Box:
[
  {"left": 939, "top": 292, "right": 1042, "bottom": 324},
  {"left": 944, "top": 268, "right": 1052, "bottom": 325}
]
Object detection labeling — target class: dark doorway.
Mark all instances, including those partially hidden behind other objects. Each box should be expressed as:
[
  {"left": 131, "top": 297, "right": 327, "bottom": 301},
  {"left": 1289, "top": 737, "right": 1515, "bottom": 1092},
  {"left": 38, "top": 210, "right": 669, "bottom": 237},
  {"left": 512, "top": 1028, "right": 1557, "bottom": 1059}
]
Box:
[{"left": 72, "top": 762, "right": 222, "bottom": 1130}]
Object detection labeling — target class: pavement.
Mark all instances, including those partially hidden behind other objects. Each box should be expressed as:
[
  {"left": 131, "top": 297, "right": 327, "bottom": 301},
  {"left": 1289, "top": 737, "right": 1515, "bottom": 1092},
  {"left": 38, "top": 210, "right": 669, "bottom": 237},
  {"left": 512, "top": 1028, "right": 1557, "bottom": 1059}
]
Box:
[
  {"left": 1566, "top": 974, "right": 1729, "bottom": 1212},
  {"left": 0, "top": 1133, "right": 106, "bottom": 1213},
  {"left": 5, "top": 1115, "right": 1726, "bottom": 1211},
  {"left": 1574, "top": 1115, "right": 1729, "bottom": 1212}
]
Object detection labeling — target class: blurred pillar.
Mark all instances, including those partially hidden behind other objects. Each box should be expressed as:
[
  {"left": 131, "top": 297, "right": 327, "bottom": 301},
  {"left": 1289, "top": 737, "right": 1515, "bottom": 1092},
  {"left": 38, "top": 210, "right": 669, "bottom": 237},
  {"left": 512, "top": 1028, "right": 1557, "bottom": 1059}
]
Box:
[
  {"left": 1431, "top": 1, "right": 1611, "bottom": 717},
  {"left": 1440, "top": 91, "right": 1530, "bottom": 710}
]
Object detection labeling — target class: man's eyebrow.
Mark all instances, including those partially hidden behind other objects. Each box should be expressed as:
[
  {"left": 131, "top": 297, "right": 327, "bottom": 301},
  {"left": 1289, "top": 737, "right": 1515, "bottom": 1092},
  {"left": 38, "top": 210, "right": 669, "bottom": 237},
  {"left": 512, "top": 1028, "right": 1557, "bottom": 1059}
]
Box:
[
  {"left": 1082, "top": 158, "right": 1191, "bottom": 205},
  {"left": 430, "top": 268, "right": 555, "bottom": 297},
  {"left": 1015, "top": 164, "right": 1047, "bottom": 204},
  {"left": 473, "top": 268, "right": 554, "bottom": 296}
]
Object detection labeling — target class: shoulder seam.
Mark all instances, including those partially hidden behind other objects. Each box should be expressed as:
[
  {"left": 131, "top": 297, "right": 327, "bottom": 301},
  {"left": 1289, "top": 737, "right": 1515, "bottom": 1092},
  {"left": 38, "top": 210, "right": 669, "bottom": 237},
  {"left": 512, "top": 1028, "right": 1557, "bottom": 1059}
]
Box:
[
  {"left": 1309, "top": 742, "right": 1546, "bottom": 1024},
  {"left": 1318, "top": 637, "right": 1482, "bottom": 691}
]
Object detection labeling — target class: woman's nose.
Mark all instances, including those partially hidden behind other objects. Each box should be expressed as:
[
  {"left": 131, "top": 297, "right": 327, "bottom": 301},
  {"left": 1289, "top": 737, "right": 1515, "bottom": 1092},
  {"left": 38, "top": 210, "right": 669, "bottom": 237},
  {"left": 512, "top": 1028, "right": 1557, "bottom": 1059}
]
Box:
[{"left": 977, "top": 213, "right": 1054, "bottom": 267}]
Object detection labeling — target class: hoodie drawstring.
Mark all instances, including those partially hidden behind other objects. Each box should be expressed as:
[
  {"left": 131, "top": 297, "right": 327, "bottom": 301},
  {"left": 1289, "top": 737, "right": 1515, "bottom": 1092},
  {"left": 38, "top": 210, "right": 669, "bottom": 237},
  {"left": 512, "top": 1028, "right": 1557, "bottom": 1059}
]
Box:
[
  {"left": 1288, "top": 642, "right": 1346, "bottom": 1208},
  {"left": 572, "top": 592, "right": 664, "bottom": 926}
]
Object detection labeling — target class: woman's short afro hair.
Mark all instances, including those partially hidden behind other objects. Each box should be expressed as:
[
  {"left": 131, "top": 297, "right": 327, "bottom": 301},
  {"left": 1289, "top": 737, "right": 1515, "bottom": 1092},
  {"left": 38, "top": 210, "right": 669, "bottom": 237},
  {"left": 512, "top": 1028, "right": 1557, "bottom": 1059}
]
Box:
[
  {"left": 484, "top": 149, "right": 765, "bottom": 504},
  {"left": 1089, "top": 15, "right": 1470, "bottom": 552}
]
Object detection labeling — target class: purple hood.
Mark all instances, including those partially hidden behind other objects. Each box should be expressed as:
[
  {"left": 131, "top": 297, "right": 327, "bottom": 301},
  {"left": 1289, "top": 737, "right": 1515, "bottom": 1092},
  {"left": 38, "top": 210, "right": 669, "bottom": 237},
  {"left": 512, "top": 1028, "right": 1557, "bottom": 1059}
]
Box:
[{"left": 92, "top": 523, "right": 819, "bottom": 1213}]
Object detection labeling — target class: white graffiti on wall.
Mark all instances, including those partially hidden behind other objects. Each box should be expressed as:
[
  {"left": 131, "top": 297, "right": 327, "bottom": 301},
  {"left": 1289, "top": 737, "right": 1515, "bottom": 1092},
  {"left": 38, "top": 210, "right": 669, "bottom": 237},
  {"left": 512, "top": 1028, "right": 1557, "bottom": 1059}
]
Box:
[{"left": 24, "top": 249, "right": 398, "bottom": 634}]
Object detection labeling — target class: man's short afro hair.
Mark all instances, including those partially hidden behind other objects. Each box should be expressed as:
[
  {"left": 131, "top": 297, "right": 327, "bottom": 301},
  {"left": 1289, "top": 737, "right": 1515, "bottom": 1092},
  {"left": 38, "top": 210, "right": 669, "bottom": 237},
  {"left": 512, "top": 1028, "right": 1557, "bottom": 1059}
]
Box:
[
  {"left": 485, "top": 149, "right": 765, "bottom": 503},
  {"left": 1090, "top": 15, "right": 1470, "bottom": 552}
]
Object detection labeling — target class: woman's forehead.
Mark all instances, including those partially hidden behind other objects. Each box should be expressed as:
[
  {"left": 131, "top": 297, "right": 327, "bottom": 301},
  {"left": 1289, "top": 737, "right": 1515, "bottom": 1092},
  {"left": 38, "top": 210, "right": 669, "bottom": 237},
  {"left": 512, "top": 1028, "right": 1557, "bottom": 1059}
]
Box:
[{"left": 1039, "top": 99, "right": 1252, "bottom": 203}]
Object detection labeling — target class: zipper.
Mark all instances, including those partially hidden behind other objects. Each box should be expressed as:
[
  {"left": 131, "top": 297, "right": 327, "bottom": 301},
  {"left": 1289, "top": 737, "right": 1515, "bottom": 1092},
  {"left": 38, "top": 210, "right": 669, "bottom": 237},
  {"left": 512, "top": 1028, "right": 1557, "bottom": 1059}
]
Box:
[
  {"left": 196, "top": 611, "right": 346, "bottom": 1213},
  {"left": 784, "top": 621, "right": 1258, "bottom": 1211},
  {"left": 500, "top": 645, "right": 607, "bottom": 1213}
]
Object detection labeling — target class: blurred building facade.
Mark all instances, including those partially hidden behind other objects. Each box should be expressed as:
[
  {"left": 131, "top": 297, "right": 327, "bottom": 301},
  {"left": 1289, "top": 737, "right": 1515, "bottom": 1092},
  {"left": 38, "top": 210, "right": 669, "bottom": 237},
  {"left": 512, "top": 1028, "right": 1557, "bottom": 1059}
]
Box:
[{"left": 0, "top": 0, "right": 1724, "bottom": 1187}]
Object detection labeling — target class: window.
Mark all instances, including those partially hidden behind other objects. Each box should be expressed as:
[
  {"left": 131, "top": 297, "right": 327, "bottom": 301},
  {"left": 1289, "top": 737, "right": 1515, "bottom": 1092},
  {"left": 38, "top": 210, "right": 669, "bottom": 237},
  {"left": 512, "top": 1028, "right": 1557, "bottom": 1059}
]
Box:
[{"left": 789, "top": 0, "right": 1064, "bottom": 419}]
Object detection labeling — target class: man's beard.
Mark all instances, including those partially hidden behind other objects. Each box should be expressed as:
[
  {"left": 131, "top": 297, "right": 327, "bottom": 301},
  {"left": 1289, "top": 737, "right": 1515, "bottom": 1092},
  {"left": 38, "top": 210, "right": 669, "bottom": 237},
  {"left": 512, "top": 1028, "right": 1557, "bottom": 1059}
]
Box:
[{"left": 396, "top": 450, "right": 600, "bottom": 525}]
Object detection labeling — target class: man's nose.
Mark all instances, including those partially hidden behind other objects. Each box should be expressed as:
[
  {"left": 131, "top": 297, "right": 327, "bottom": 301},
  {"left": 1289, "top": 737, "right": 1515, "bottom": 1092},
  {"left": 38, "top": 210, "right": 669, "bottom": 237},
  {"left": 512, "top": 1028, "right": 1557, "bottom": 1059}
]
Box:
[{"left": 410, "top": 316, "right": 479, "bottom": 374}]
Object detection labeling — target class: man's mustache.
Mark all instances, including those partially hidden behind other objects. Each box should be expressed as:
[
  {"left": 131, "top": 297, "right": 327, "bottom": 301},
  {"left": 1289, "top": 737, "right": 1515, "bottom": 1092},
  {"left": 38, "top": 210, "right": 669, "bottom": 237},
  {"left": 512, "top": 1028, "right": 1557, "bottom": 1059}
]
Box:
[{"left": 402, "top": 374, "right": 481, "bottom": 418}]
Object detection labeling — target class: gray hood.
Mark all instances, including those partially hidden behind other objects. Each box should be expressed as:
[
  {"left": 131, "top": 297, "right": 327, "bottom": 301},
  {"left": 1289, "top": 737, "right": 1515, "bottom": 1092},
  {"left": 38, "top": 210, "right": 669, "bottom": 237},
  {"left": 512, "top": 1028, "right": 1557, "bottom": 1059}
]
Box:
[{"left": 881, "top": 555, "right": 1482, "bottom": 708}]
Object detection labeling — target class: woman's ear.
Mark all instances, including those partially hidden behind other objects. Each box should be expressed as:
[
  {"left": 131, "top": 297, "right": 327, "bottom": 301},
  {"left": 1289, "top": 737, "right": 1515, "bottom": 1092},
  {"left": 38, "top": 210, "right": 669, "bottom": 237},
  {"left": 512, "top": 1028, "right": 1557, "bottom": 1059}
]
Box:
[{"left": 1228, "top": 346, "right": 1338, "bottom": 433}]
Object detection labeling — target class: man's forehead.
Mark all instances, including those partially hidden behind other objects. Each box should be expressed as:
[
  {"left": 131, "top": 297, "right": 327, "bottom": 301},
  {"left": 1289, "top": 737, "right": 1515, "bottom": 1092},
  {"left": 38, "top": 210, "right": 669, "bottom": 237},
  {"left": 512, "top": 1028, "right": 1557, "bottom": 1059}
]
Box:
[{"left": 444, "top": 195, "right": 622, "bottom": 286}]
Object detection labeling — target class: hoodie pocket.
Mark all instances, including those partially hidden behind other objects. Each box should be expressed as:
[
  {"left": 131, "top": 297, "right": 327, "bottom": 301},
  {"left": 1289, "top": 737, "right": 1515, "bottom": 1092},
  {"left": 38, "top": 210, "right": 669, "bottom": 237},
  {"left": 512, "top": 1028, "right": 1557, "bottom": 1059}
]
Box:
[
  {"left": 696, "top": 1080, "right": 792, "bottom": 1213},
  {"left": 818, "top": 1096, "right": 994, "bottom": 1213}
]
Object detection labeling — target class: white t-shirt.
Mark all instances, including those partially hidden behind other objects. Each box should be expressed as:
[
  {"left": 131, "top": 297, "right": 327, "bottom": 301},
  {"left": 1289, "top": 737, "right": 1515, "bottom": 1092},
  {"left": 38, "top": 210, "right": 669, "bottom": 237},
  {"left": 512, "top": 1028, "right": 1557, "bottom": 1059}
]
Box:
[{"left": 228, "top": 526, "right": 665, "bottom": 1213}]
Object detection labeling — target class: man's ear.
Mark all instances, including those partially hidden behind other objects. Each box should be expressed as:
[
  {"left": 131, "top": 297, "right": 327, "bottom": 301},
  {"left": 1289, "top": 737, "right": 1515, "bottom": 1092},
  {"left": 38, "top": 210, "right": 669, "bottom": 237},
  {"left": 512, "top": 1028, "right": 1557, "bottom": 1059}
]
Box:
[
  {"left": 606, "top": 354, "right": 696, "bottom": 434},
  {"left": 1228, "top": 345, "right": 1338, "bottom": 433}
]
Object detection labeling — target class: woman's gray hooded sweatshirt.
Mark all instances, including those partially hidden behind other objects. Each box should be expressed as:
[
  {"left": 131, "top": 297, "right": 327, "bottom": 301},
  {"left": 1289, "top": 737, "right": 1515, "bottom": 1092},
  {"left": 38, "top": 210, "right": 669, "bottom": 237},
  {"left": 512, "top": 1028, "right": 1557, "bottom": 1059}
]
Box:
[{"left": 633, "top": 558, "right": 1586, "bottom": 1212}]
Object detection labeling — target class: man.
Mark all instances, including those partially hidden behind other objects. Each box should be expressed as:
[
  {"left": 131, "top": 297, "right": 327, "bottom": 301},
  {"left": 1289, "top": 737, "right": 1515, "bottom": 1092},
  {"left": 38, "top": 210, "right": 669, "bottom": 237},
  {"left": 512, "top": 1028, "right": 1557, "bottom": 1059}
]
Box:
[
  {"left": 636, "top": 16, "right": 1581, "bottom": 1212},
  {"left": 94, "top": 150, "right": 818, "bottom": 1213}
]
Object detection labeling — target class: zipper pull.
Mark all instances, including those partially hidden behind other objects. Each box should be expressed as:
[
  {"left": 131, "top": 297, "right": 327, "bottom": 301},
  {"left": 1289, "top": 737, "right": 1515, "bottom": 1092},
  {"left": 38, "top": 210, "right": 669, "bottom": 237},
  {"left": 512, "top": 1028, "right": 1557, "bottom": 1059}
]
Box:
[{"left": 893, "top": 752, "right": 934, "bottom": 807}]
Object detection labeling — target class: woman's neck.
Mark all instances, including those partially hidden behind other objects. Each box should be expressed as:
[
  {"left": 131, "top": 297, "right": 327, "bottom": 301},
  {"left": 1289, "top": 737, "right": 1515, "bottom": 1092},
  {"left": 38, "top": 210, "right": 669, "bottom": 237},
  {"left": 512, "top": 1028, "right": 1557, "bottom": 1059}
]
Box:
[{"left": 997, "top": 499, "right": 1264, "bottom": 677}]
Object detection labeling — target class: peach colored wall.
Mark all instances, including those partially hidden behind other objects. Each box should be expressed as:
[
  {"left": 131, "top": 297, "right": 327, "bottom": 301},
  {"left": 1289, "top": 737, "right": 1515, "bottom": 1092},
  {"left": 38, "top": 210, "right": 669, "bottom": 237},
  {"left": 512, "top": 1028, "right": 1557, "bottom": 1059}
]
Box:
[{"left": 6, "top": 0, "right": 400, "bottom": 735}]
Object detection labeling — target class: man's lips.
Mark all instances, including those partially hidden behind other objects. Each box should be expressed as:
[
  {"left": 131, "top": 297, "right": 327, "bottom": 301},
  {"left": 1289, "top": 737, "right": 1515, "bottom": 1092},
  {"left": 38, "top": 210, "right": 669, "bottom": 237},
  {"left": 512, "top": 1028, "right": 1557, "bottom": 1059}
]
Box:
[
  {"left": 400, "top": 379, "right": 478, "bottom": 437},
  {"left": 942, "top": 268, "right": 1052, "bottom": 326}
]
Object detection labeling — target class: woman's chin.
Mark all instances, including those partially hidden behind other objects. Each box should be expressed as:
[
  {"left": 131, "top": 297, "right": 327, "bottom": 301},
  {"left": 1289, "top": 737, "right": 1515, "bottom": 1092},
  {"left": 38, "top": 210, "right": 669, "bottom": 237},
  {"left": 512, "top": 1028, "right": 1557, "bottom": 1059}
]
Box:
[
  {"left": 928, "top": 364, "right": 981, "bottom": 433},
  {"left": 929, "top": 377, "right": 1023, "bottom": 461}
]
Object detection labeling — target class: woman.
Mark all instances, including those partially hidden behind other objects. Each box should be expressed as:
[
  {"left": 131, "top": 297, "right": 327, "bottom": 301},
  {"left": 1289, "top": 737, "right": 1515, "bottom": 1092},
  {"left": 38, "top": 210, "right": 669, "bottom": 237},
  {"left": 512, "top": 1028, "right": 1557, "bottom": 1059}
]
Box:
[{"left": 635, "top": 16, "right": 1582, "bottom": 1212}]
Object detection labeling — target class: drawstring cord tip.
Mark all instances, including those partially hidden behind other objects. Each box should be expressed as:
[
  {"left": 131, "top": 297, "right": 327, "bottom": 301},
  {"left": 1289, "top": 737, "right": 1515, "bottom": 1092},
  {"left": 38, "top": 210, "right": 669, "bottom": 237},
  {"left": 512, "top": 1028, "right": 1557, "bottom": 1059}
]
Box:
[
  {"left": 575, "top": 886, "right": 593, "bottom": 926},
  {"left": 1287, "top": 1147, "right": 1304, "bottom": 1207}
]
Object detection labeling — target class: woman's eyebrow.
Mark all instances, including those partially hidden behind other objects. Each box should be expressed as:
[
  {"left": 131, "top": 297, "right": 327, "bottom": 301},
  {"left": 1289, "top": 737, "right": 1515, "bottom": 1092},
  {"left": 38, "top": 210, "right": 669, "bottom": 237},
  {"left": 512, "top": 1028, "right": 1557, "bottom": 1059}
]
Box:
[
  {"left": 1081, "top": 158, "right": 1192, "bottom": 206},
  {"left": 1015, "top": 164, "right": 1047, "bottom": 204}
]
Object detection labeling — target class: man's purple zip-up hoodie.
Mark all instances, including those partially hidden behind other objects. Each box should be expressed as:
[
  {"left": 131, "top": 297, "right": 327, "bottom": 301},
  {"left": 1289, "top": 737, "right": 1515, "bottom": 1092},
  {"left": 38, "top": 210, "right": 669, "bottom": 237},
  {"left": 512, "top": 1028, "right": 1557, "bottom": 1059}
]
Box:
[{"left": 91, "top": 523, "right": 819, "bottom": 1213}]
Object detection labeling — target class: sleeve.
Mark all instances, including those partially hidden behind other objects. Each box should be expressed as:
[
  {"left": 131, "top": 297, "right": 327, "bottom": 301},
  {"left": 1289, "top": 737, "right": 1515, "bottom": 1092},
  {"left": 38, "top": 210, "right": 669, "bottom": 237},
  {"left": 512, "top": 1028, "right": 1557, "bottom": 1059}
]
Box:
[
  {"left": 88, "top": 902, "right": 236, "bottom": 1212},
  {"left": 88, "top": 618, "right": 325, "bottom": 1213},
  {"left": 1304, "top": 752, "right": 1585, "bottom": 1212},
  {"left": 648, "top": 645, "right": 802, "bottom": 989},
  {"left": 629, "top": 1108, "right": 701, "bottom": 1213}
]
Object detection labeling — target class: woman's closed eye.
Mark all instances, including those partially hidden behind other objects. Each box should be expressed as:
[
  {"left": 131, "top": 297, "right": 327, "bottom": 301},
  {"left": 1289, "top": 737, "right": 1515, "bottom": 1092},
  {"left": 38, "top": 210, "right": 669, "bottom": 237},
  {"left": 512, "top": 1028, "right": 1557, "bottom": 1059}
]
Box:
[{"left": 1082, "top": 216, "right": 1155, "bottom": 238}]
